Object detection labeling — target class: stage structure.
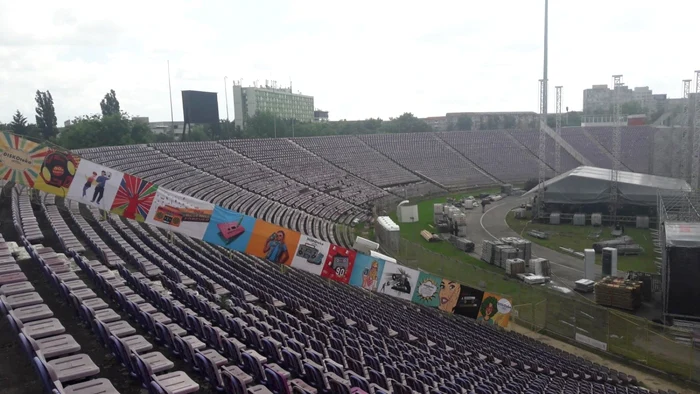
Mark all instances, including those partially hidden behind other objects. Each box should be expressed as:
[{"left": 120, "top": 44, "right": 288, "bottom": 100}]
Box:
[
  {"left": 692, "top": 70, "right": 700, "bottom": 190},
  {"left": 658, "top": 190, "right": 700, "bottom": 322},
  {"left": 555, "top": 86, "right": 562, "bottom": 175},
  {"left": 679, "top": 79, "right": 692, "bottom": 182},
  {"left": 526, "top": 166, "right": 690, "bottom": 224},
  {"left": 536, "top": 0, "right": 549, "bottom": 220},
  {"left": 610, "top": 75, "right": 623, "bottom": 225}
]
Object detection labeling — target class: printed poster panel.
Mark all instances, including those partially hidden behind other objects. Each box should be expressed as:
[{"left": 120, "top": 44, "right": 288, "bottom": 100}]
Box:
[
  {"left": 438, "top": 279, "right": 479, "bottom": 314},
  {"left": 66, "top": 159, "right": 124, "bottom": 210},
  {"left": 291, "top": 234, "right": 331, "bottom": 275},
  {"left": 411, "top": 272, "right": 442, "bottom": 307},
  {"left": 111, "top": 174, "right": 159, "bottom": 222},
  {"left": 0, "top": 132, "right": 48, "bottom": 187},
  {"left": 202, "top": 206, "right": 256, "bottom": 252},
  {"left": 245, "top": 220, "right": 301, "bottom": 265},
  {"left": 477, "top": 292, "right": 512, "bottom": 327},
  {"left": 349, "top": 253, "right": 386, "bottom": 292},
  {"left": 320, "top": 245, "right": 356, "bottom": 284},
  {"left": 454, "top": 285, "right": 485, "bottom": 319},
  {"left": 145, "top": 188, "right": 214, "bottom": 239},
  {"left": 377, "top": 261, "right": 419, "bottom": 301},
  {"left": 33, "top": 148, "right": 80, "bottom": 197}
]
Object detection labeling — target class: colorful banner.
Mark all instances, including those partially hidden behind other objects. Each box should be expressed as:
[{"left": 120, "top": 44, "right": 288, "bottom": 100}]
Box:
[
  {"left": 0, "top": 132, "right": 516, "bottom": 328},
  {"left": 321, "top": 245, "right": 356, "bottom": 284},
  {"left": 349, "top": 253, "right": 386, "bottom": 292},
  {"left": 146, "top": 188, "right": 214, "bottom": 239},
  {"left": 377, "top": 261, "right": 419, "bottom": 301},
  {"left": 110, "top": 174, "right": 159, "bottom": 222},
  {"left": 34, "top": 149, "right": 80, "bottom": 197},
  {"left": 0, "top": 132, "right": 48, "bottom": 187},
  {"left": 66, "top": 159, "right": 124, "bottom": 210},
  {"left": 477, "top": 292, "right": 512, "bottom": 327},
  {"left": 411, "top": 272, "right": 442, "bottom": 307},
  {"left": 202, "top": 207, "right": 255, "bottom": 252},
  {"left": 291, "top": 235, "right": 331, "bottom": 276},
  {"left": 246, "top": 220, "right": 301, "bottom": 265},
  {"left": 454, "top": 285, "right": 485, "bottom": 319}
]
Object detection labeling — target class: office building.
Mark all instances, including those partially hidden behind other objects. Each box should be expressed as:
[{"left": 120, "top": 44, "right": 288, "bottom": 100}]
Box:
[
  {"left": 233, "top": 83, "right": 314, "bottom": 129},
  {"left": 583, "top": 84, "right": 655, "bottom": 115}
]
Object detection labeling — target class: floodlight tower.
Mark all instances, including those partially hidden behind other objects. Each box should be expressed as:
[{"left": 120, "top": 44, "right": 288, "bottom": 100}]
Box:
[
  {"left": 555, "top": 86, "right": 563, "bottom": 175},
  {"left": 692, "top": 70, "right": 700, "bottom": 190},
  {"left": 610, "top": 75, "right": 623, "bottom": 225},
  {"left": 680, "top": 79, "right": 692, "bottom": 181},
  {"left": 538, "top": 79, "right": 547, "bottom": 219},
  {"left": 536, "top": 0, "right": 549, "bottom": 219}
]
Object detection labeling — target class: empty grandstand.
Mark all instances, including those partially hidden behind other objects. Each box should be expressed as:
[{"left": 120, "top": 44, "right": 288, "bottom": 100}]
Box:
[{"left": 0, "top": 126, "right": 693, "bottom": 393}]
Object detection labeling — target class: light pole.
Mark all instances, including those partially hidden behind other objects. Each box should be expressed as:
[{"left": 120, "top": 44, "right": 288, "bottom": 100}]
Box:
[{"left": 224, "top": 76, "right": 230, "bottom": 137}]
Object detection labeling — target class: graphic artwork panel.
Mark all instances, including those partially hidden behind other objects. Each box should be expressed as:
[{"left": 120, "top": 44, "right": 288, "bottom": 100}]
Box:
[
  {"left": 291, "top": 235, "right": 331, "bottom": 275},
  {"left": 202, "top": 206, "right": 256, "bottom": 252},
  {"left": 245, "top": 221, "right": 301, "bottom": 265},
  {"left": 110, "top": 174, "right": 159, "bottom": 222},
  {"left": 145, "top": 188, "right": 214, "bottom": 239},
  {"left": 33, "top": 148, "right": 80, "bottom": 197},
  {"left": 411, "top": 272, "right": 442, "bottom": 307},
  {"left": 349, "top": 253, "right": 386, "bottom": 292},
  {"left": 66, "top": 159, "right": 124, "bottom": 210},
  {"left": 477, "top": 292, "right": 512, "bottom": 327},
  {"left": 0, "top": 132, "right": 48, "bottom": 187},
  {"left": 320, "top": 245, "right": 357, "bottom": 284},
  {"left": 377, "top": 262, "right": 419, "bottom": 301},
  {"left": 453, "top": 285, "right": 485, "bottom": 319},
  {"left": 438, "top": 279, "right": 465, "bottom": 314}
]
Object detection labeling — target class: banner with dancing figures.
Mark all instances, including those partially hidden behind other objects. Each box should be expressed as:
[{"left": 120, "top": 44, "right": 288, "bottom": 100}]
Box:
[{"left": 0, "top": 131, "right": 511, "bottom": 326}]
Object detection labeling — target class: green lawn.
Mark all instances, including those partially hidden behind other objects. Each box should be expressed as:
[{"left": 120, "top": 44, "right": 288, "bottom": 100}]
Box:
[
  {"left": 386, "top": 188, "right": 547, "bottom": 300},
  {"left": 505, "top": 211, "right": 658, "bottom": 273}
]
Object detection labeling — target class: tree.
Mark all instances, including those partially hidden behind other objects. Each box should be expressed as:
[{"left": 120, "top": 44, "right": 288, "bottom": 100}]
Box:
[
  {"left": 100, "top": 90, "right": 121, "bottom": 117},
  {"left": 57, "top": 113, "right": 157, "bottom": 149},
  {"left": 10, "top": 110, "right": 28, "bottom": 135},
  {"left": 456, "top": 116, "right": 473, "bottom": 131},
  {"left": 621, "top": 101, "right": 644, "bottom": 116},
  {"left": 35, "top": 90, "right": 58, "bottom": 140}
]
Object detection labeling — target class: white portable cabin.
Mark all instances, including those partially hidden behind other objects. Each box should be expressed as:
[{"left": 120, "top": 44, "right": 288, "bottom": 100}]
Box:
[
  {"left": 375, "top": 216, "right": 401, "bottom": 253},
  {"left": 397, "top": 200, "right": 419, "bottom": 223},
  {"left": 353, "top": 236, "right": 380, "bottom": 255}
]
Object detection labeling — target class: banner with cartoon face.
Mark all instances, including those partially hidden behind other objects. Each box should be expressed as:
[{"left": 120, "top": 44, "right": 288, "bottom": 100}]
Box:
[{"left": 477, "top": 292, "right": 512, "bottom": 327}]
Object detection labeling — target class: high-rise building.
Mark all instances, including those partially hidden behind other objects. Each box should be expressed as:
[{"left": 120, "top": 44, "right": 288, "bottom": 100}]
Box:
[
  {"left": 233, "top": 84, "right": 314, "bottom": 129},
  {"left": 583, "top": 84, "right": 655, "bottom": 115}
]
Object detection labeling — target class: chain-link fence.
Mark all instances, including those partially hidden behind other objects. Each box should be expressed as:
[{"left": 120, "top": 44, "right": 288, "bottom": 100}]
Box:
[{"left": 391, "top": 234, "right": 700, "bottom": 383}]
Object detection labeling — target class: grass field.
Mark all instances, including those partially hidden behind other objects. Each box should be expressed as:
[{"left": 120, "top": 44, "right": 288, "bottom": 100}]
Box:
[
  {"left": 385, "top": 188, "right": 546, "bottom": 300},
  {"left": 505, "top": 211, "right": 658, "bottom": 273}
]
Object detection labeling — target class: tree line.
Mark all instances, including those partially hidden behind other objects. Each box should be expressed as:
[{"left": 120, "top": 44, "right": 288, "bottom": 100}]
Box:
[{"left": 1, "top": 89, "right": 585, "bottom": 151}]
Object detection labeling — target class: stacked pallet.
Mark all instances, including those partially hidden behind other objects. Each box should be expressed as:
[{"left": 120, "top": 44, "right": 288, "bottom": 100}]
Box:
[
  {"left": 594, "top": 277, "right": 643, "bottom": 311},
  {"left": 505, "top": 258, "right": 526, "bottom": 276},
  {"left": 481, "top": 240, "right": 503, "bottom": 264},
  {"left": 495, "top": 245, "right": 518, "bottom": 269}
]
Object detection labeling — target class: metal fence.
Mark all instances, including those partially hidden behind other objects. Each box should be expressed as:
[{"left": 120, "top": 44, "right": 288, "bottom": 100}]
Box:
[{"left": 392, "top": 235, "right": 700, "bottom": 384}]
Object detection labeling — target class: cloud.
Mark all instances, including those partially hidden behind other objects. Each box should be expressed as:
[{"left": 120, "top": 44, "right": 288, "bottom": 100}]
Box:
[{"left": 1, "top": 0, "right": 699, "bottom": 125}]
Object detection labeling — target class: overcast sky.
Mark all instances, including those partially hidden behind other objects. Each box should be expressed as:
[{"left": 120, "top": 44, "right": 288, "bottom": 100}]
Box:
[{"left": 1, "top": 0, "right": 698, "bottom": 124}]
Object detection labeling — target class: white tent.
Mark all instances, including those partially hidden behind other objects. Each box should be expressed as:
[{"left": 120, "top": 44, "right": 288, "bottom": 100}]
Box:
[{"left": 525, "top": 166, "right": 691, "bottom": 207}]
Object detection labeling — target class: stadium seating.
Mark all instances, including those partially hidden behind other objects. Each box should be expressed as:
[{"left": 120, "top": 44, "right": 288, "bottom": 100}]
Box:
[
  {"left": 0, "top": 174, "right": 673, "bottom": 393},
  {"left": 583, "top": 127, "right": 655, "bottom": 174},
  {"left": 358, "top": 133, "right": 495, "bottom": 188},
  {"left": 293, "top": 135, "right": 422, "bottom": 188},
  {"left": 437, "top": 131, "right": 544, "bottom": 183},
  {"left": 221, "top": 138, "right": 389, "bottom": 206},
  {"left": 508, "top": 130, "right": 580, "bottom": 174}
]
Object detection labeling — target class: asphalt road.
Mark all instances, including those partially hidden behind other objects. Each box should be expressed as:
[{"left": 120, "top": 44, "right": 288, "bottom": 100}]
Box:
[{"left": 462, "top": 195, "right": 602, "bottom": 294}]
